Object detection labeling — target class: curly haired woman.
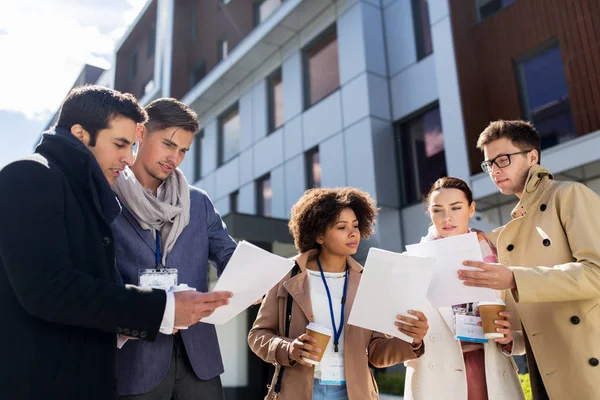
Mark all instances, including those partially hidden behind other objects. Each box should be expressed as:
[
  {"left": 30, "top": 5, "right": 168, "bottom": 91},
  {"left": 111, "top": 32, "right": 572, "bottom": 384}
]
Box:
[{"left": 248, "top": 187, "right": 429, "bottom": 400}]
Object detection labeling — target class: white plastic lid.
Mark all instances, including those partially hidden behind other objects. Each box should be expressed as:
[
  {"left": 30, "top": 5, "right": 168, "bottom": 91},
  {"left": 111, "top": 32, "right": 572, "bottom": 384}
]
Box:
[
  {"left": 478, "top": 299, "right": 506, "bottom": 307},
  {"left": 306, "top": 322, "right": 333, "bottom": 336}
]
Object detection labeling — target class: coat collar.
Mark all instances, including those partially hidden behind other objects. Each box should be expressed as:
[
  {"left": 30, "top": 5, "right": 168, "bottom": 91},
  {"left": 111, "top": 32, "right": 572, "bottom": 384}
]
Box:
[
  {"left": 511, "top": 164, "right": 553, "bottom": 219},
  {"left": 280, "top": 249, "right": 363, "bottom": 332}
]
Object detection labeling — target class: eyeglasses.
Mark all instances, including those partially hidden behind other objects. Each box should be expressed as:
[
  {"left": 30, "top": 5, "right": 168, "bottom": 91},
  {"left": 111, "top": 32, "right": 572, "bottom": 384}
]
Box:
[{"left": 480, "top": 150, "right": 532, "bottom": 173}]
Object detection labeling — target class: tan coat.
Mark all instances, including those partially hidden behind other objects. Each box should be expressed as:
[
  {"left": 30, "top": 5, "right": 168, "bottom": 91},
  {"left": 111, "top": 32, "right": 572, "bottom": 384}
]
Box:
[
  {"left": 248, "top": 250, "right": 424, "bottom": 400},
  {"left": 487, "top": 165, "right": 600, "bottom": 400}
]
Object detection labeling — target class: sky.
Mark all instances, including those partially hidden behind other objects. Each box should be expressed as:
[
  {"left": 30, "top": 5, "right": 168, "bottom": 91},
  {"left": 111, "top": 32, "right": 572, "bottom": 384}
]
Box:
[{"left": 0, "top": 0, "right": 147, "bottom": 167}]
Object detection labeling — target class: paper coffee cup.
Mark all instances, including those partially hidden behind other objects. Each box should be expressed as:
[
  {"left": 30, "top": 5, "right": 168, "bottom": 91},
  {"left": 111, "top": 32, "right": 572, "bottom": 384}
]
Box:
[
  {"left": 169, "top": 284, "right": 196, "bottom": 329},
  {"left": 478, "top": 300, "right": 506, "bottom": 339},
  {"left": 302, "top": 323, "right": 333, "bottom": 365}
]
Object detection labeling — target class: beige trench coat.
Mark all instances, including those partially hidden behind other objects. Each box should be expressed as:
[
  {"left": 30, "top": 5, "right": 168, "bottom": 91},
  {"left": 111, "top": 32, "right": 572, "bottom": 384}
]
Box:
[
  {"left": 248, "top": 250, "right": 424, "bottom": 400},
  {"left": 487, "top": 165, "right": 600, "bottom": 400}
]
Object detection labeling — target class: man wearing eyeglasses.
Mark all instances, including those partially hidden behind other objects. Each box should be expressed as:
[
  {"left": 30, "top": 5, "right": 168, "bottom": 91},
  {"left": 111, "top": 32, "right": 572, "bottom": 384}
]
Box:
[{"left": 458, "top": 120, "right": 600, "bottom": 400}]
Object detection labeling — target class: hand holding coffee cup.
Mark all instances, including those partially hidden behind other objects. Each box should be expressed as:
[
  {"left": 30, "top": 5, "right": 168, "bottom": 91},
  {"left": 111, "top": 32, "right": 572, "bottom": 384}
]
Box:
[
  {"left": 478, "top": 300, "right": 512, "bottom": 343},
  {"left": 288, "top": 323, "right": 332, "bottom": 367}
]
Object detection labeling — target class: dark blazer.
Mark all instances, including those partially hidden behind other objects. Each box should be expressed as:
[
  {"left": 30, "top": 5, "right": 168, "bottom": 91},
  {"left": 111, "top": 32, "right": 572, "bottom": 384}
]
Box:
[
  {"left": 0, "top": 135, "right": 166, "bottom": 400},
  {"left": 113, "top": 188, "right": 236, "bottom": 395}
]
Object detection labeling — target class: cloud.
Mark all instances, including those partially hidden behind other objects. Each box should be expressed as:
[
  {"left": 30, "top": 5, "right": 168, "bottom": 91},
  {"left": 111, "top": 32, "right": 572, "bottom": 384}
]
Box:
[{"left": 0, "top": 0, "right": 146, "bottom": 118}]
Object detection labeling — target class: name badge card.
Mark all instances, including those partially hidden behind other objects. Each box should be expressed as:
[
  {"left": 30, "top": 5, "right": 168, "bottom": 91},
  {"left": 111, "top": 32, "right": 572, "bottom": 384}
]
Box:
[
  {"left": 320, "top": 353, "right": 346, "bottom": 386},
  {"left": 138, "top": 268, "right": 178, "bottom": 291},
  {"left": 455, "top": 314, "right": 487, "bottom": 343}
]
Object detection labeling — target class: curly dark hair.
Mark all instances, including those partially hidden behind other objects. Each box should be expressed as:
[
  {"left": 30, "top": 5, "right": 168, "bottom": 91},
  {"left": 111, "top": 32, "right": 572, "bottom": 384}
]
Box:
[{"left": 288, "top": 187, "right": 378, "bottom": 253}]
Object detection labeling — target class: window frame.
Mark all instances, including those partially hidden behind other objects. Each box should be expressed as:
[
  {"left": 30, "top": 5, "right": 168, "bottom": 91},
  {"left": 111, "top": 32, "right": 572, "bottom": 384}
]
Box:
[
  {"left": 302, "top": 25, "right": 340, "bottom": 110},
  {"left": 411, "top": 0, "right": 433, "bottom": 60},
  {"left": 255, "top": 174, "right": 272, "bottom": 217},
  {"left": 305, "top": 146, "right": 321, "bottom": 189},
  {"left": 230, "top": 190, "right": 239, "bottom": 213},
  {"left": 514, "top": 39, "right": 575, "bottom": 149},
  {"left": 218, "top": 36, "right": 229, "bottom": 61},
  {"left": 395, "top": 102, "right": 446, "bottom": 206},
  {"left": 267, "top": 68, "right": 284, "bottom": 134},
  {"left": 193, "top": 129, "right": 204, "bottom": 182},
  {"left": 217, "top": 103, "right": 241, "bottom": 166}
]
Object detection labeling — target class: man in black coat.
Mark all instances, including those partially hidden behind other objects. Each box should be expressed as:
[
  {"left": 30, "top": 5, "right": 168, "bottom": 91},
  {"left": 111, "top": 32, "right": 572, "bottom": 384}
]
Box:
[{"left": 0, "top": 86, "right": 232, "bottom": 399}]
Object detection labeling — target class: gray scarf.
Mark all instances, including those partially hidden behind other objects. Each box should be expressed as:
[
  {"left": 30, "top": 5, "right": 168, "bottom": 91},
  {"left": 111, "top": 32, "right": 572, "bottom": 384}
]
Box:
[{"left": 113, "top": 167, "right": 190, "bottom": 264}]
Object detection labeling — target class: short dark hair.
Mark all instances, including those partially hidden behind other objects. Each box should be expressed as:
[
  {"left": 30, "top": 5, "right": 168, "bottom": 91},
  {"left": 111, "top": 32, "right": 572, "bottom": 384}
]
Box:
[
  {"left": 145, "top": 98, "right": 199, "bottom": 134},
  {"left": 477, "top": 120, "right": 542, "bottom": 162},
  {"left": 426, "top": 177, "right": 473, "bottom": 208},
  {"left": 288, "top": 187, "right": 378, "bottom": 253},
  {"left": 56, "top": 85, "right": 147, "bottom": 146}
]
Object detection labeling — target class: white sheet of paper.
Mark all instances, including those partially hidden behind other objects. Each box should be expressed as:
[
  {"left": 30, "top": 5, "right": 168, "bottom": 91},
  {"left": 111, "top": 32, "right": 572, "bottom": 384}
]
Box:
[
  {"left": 201, "top": 240, "right": 295, "bottom": 325},
  {"left": 405, "top": 232, "right": 497, "bottom": 307},
  {"left": 347, "top": 248, "right": 435, "bottom": 343}
]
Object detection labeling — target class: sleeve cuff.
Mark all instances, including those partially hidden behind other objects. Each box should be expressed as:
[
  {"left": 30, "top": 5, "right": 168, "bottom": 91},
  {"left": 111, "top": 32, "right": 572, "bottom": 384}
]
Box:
[{"left": 159, "top": 290, "right": 175, "bottom": 334}]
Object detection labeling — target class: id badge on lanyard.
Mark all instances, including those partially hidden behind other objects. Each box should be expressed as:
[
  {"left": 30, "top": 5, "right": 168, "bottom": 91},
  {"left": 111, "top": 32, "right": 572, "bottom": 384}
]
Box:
[
  {"left": 138, "top": 230, "right": 178, "bottom": 291},
  {"left": 316, "top": 257, "right": 348, "bottom": 386},
  {"left": 320, "top": 353, "right": 346, "bottom": 385}
]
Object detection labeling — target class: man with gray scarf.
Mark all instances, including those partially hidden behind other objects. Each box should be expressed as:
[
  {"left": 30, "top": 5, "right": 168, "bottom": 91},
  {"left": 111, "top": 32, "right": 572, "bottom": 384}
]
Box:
[{"left": 112, "top": 98, "right": 237, "bottom": 400}]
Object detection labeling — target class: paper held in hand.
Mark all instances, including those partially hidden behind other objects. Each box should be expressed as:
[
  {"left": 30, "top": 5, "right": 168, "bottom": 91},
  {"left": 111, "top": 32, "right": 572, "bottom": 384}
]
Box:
[
  {"left": 405, "top": 232, "right": 497, "bottom": 308},
  {"left": 201, "top": 240, "right": 295, "bottom": 325},
  {"left": 347, "top": 248, "right": 435, "bottom": 343}
]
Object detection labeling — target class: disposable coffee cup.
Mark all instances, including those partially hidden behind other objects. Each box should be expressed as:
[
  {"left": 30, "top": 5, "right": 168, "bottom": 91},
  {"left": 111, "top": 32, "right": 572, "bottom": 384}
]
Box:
[
  {"left": 169, "top": 284, "right": 196, "bottom": 330},
  {"left": 478, "top": 300, "right": 506, "bottom": 339},
  {"left": 302, "top": 323, "right": 333, "bottom": 365}
]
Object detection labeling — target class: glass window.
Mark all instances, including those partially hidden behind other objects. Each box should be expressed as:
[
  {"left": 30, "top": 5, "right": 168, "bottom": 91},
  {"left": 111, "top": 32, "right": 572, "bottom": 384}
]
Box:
[
  {"left": 147, "top": 28, "right": 155, "bottom": 58},
  {"left": 193, "top": 130, "right": 203, "bottom": 182},
  {"left": 219, "top": 38, "right": 228, "bottom": 61},
  {"left": 305, "top": 147, "right": 321, "bottom": 189},
  {"left": 230, "top": 191, "right": 239, "bottom": 213},
  {"left": 257, "top": 0, "right": 282, "bottom": 24},
  {"left": 219, "top": 105, "right": 240, "bottom": 165},
  {"left": 256, "top": 175, "right": 272, "bottom": 217},
  {"left": 476, "top": 0, "right": 518, "bottom": 22},
  {"left": 304, "top": 27, "right": 340, "bottom": 107},
  {"left": 189, "top": 60, "right": 206, "bottom": 89},
  {"left": 516, "top": 44, "right": 575, "bottom": 149},
  {"left": 397, "top": 106, "right": 446, "bottom": 205},
  {"left": 130, "top": 52, "right": 137, "bottom": 79},
  {"left": 268, "top": 69, "right": 284, "bottom": 132},
  {"left": 412, "top": 0, "right": 433, "bottom": 59}
]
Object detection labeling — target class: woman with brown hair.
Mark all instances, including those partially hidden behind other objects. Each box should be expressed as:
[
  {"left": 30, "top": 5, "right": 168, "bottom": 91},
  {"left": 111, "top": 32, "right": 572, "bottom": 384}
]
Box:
[
  {"left": 248, "top": 187, "right": 428, "bottom": 400},
  {"left": 403, "top": 177, "right": 525, "bottom": 400}
]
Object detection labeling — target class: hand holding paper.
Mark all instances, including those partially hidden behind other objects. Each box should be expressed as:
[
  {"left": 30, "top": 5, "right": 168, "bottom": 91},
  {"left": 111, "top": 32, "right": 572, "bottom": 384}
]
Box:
[
  {"left": 406, "top": 232, "right": 497, "bottom": 307},
  {"left": 201, "top": 241, "right": 295, "bottom": 325},
  {"left": 348, "top": 248, "right": 434, "bottom": 343}
]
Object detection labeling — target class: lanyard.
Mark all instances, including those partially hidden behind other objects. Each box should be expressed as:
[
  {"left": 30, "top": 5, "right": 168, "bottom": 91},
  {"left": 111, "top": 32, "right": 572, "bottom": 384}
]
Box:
[
  {"left": 316, "top": 257, "right": 348, "bottom": 353},
  {"left": 155, "top": 230, "right": 163, "bottom": 269}
]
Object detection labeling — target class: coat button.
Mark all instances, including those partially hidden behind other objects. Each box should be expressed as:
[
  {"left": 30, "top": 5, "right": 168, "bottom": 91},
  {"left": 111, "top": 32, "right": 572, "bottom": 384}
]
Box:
[
  {"left": 116, "top": 327, "right": 123, "bottom": 334},
  {"left": 131, "top": 330, "right": 139, "bottom": 337},
  {"left": 140, "top": 331, "right": 147, "bottom": 339},
  {"left": 589, "top": 358, "right": 599, "bottom": 367},
  {"left": 123, "top": 328, "right": 131, "bottom": 335},
  {"left": 430, "top": 335, "right": 436, "bottom": 342},
  {"left": 540, "top": 204, "right": 547, "bottom": 211},
  {"left": 571, "top": 316, "right": 580, "bottom": 325},
  {"left": 507, "top": 244, "right": 514, "bottom": 251},
  {"left": 429, "top": 363, "right": 436, "bottom": 370},
  {"left": 102, "top": 236, "right": 112, "bottom": 246},
  {"left": 543, "top": 239, "right": 551, "bottom": 247}
]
